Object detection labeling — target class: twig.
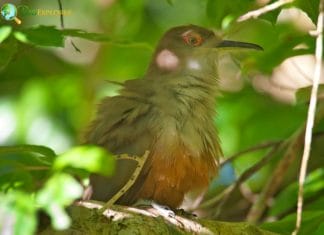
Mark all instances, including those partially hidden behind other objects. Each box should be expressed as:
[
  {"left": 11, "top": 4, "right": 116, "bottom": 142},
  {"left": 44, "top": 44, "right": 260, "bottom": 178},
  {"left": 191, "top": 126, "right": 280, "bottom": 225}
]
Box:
[
  {"left": 199, "top": 144, "right": 280, "bottom": 211},
  {"left": 293, "top": 1, "right": 324, "bottom": 234},
  {"left": 239, "top": 183, "right": 257, "bottom": 204},
  {"left": 212, "top": 145, "right": 281, "bottom": 218},
  {"left": 99, "top": 151, "right": 150, "bottom": 213},
  {"left": 104, "top": 80, "right": 125, "bottom": 86},
  {"left": 57, "top": 0, "right": 64, "bottom": 28},
  {"left": 220, "top": 141, "right": 281, "bottom": 167},
  {"left": 245, "top": 123, "right": 324, "bottom": 222},
  {"left": 199, "top": 130, "right": 323, "bottom": 212},
  {"left": 24, "top": 166, "right": 50, "bottom": 171},
  {"left": 237, "top": 0, "right": 294, "bottom": 22},
  {"left": 57, "top": 0, "right": 81, "bottom": 52},
  {"left": 199, "top": 184, "right": 234, "bottom": 209},
  {"left": 246, "top": 127, "right": 305, "bottom": 222}
]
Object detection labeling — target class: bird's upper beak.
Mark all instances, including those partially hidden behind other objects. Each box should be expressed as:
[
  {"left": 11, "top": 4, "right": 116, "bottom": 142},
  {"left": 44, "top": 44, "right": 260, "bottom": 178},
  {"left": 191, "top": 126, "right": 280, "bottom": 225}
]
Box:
[{"left": 216, "top": 40, "right": 263, "bottom": 51}]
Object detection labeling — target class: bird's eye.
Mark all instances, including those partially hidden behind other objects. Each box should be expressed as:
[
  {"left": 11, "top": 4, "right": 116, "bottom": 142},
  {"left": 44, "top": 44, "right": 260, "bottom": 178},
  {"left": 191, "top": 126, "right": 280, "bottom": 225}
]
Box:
[{"left": 182, "top": 32, "right": 203, "bottom": 47}]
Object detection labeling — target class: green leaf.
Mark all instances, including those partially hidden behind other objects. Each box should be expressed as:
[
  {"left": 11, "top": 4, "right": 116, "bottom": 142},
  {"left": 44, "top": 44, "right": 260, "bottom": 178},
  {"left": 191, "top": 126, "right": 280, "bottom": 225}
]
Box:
[
  {"left": 36, "top": 173, "right": 83, "bottom": 230},
  {"left": 262, "top": 211, "right": 324, "bottom": 235},
  {"left": 0, "top": 146, "right": 56, "bottom": 191},
  {"left": 0, "top": 26, "right": 12, "bottom": 43},
  {"left": 0, "top": 37, "right": 18, "bottom": 71},
  {"left": 0, "top": 148, "right": 56, "bottom": 192},
  {"left": 166, "top": 0, "right": 173, "bottom": 6},
  {"left": 296, "top": 85, "right": 324, "bottom": 104},
  {"left": 305, "top": 197, "right": 324, "bottom": 211},
  {"left": 0, "top": 191, "right": 37, "bottom": 235},
  {"left": 61, "top": 29, "right": 112, "bottom": 42},
  {"left": 0, "top": 145, "right": 56, "bottom": 165},
  {"left": 11, "top": 25, "right": 152, "bottom": 49},
  {"left": 0, "top": 145, "right": 56, "bottom": 169},
  {"left": 61, "top": 29, "right": 152, "bottom": 49},
  {"left": 15, "top": 26, "right": 64, "bottom": 47},
  {"left": 314, "top": 223, "right": 324, "bottom": 235},
  {"left": 53, "top": 145, "right": 115, "bottom": 176},
  {"left": 269, "top": 169, "right": 324, "bottom": 217},
  {"left": 13, "top": 31, "right": 29, "bottom": 43},
  {"left": 0, "top": 161, "right": 34, "bottom": 191}
]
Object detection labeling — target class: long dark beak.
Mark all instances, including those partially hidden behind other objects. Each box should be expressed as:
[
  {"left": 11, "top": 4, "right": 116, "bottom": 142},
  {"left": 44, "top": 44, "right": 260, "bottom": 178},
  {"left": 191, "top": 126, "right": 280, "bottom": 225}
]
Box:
[{"left": 216, "top": 40, "right": 263, "bottom": 51}]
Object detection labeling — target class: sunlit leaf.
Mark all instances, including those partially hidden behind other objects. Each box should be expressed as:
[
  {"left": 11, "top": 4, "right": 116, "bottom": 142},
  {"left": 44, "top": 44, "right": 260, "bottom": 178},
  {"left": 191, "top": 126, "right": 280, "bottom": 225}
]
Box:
[
  {"left": 53, "top": 145, "right": 115, "bottom": 176},
  {"left": 15, "top": 26, "right": 64, "bottom": 47},
  {"left": 13, "top": 31, "right": 29, "bottom": 43},
  {"left": 0, "top": 26, "right": 12, "bottom": 43},
  {"left": 0, "top": 192, "right": 37, "bottom": 235},
  {"left": 36, "top": 173, "right": 83, "bottom": 230}
]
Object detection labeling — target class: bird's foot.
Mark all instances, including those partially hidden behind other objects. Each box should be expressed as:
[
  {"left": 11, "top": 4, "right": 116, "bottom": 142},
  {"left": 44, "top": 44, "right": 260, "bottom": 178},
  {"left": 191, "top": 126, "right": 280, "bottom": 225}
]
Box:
[
  {"left": 174, "top": 208, "right": 197, "bottom": 218},
  {"left": 133, "top": 199, "right": 176, "bottom": 218}
]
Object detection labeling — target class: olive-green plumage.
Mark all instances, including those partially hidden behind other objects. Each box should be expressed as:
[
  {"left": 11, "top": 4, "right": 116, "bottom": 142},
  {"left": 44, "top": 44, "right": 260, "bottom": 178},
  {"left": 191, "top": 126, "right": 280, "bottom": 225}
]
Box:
[{"left": 84, "top": 25, "right": 261, "bottom": 208}]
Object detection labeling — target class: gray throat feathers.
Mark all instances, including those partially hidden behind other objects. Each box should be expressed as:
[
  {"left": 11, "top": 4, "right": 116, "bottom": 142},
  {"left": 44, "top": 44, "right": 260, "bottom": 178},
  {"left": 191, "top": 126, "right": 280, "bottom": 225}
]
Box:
[{"left": 144, "top": 49, "right": 220, "bottom": 122}]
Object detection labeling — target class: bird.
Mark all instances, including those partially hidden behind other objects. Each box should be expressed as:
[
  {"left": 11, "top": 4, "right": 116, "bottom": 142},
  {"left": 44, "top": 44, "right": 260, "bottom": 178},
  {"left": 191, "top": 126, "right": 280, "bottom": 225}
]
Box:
[{"left": 84, "top": 24, "right": 262, "bottom": 209}]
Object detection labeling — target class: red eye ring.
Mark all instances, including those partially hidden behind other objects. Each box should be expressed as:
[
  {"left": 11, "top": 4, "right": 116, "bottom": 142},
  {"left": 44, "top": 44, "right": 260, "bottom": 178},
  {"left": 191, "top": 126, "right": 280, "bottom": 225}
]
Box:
[{"left": 182, "top": 32, "right": 203, "bottom": 47}]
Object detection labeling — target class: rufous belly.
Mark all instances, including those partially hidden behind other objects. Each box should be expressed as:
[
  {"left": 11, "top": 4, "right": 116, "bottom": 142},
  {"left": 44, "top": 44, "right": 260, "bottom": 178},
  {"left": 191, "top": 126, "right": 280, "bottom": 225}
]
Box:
[{"left": 137, "top": 147, "right": 217, "bottom": 208}]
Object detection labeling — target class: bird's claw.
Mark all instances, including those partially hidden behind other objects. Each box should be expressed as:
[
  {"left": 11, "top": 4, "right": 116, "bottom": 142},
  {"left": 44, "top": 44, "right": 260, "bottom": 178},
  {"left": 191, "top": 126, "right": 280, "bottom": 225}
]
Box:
[{"left": 174, "top": 208, "right": 197, "bottom": 218}]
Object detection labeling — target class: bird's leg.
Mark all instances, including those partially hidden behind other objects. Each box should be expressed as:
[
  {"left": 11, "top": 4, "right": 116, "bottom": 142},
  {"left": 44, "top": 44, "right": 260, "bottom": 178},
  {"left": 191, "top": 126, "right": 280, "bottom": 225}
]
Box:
[{"left": 133, "top": 199, "right": 176, "bottom": 218}]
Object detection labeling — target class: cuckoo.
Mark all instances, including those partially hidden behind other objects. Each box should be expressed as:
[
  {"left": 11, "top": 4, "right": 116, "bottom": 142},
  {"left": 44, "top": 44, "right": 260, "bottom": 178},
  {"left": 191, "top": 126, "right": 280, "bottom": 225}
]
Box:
[{"left": 84, "top": 25, "right": 262, "bottom": 209}]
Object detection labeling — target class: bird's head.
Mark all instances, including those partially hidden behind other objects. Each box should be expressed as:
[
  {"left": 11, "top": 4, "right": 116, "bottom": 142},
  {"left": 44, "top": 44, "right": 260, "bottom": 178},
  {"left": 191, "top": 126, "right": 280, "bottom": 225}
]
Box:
[{"left": 146, "top": 25, "right": 262, "bottom": 79}]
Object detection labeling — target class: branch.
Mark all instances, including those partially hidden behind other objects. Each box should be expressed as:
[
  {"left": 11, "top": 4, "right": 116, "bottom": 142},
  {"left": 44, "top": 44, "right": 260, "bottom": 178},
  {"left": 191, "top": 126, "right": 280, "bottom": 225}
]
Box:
[
  {"left": 199, "top": 144, "right": 280, "bottom": 214},
  {"left": 220, "top": 141, "right": 281, "bottom": 167},
  {"left": 237, "top": 0, "right": 294, "bottom": 22},
  {"left": 213, "top": 145, "right": 281, "bottom": 218},
  {"left": 201, "top": 130, "right": 324, "bottom": 217},
  {"left": 40, "top": 202, "right": 275, "bottom": 235},
  {"left": 293, "top": 0, "right": 324, "bottom": 234},
  {"left": 220, "top": 130, "right": 323, "bottom": 168},
  {"left": 57, "top": 0, "right": 81, "bottom": 52},
  {"left": 246, "top": 126, "right": 305, "bottom": 222},
  {"left": 24, "top": 166, "right": 50, "bottom": 171}
]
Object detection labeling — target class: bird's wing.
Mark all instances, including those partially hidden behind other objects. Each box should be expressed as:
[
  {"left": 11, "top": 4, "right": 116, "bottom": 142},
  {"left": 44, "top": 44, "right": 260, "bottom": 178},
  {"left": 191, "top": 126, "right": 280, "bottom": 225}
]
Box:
[{"left": 84, "top": 93, "right": 154, "bottom": 202}]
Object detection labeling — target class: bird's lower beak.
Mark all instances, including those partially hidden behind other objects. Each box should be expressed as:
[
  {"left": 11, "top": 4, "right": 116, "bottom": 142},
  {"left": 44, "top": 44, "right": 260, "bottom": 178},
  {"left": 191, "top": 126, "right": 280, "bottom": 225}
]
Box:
[{"left": 216, "top": 40, "right": 263, "bottom": 51}]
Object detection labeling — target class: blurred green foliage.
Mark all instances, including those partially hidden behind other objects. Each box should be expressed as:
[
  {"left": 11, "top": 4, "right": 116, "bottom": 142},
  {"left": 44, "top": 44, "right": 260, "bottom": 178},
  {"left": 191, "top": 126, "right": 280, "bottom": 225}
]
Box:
[{"left": 0, "top": 0, "right": 323, "bottom": 234}]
